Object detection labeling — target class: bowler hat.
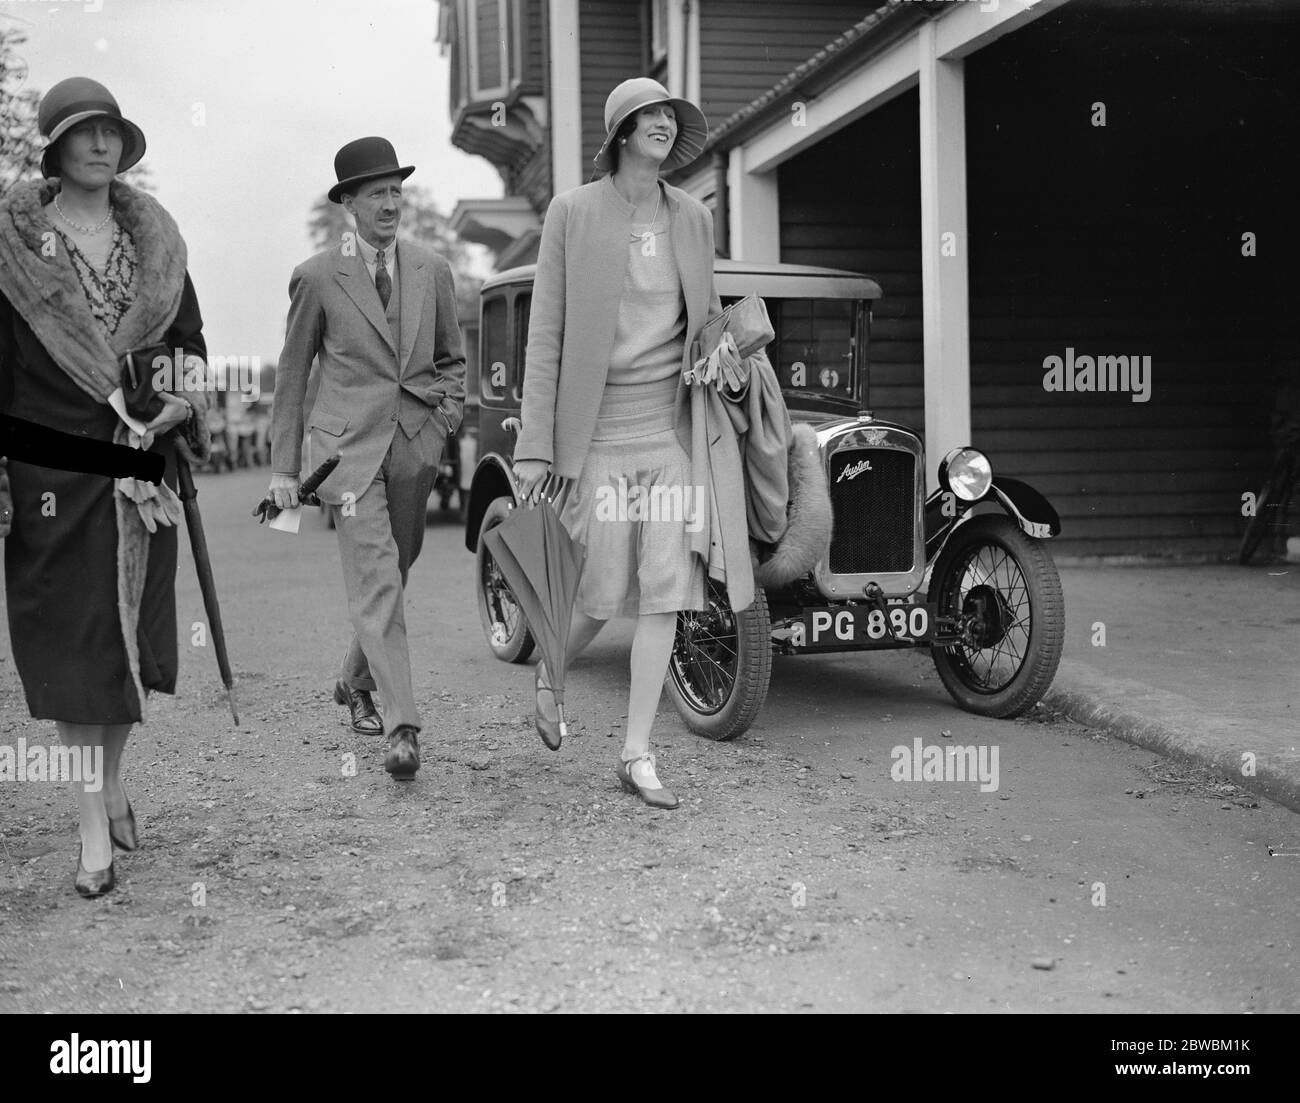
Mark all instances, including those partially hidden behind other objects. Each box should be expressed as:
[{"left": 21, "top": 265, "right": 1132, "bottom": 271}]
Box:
[
  {"left": 38, "top": 77, "right": 146, "bottom": 179},
  {"left": 592, "top": 77, "right": 708, "bottom": 174},
  {"left": 329, "top": 137, "right": 415, "bottom": 204}
]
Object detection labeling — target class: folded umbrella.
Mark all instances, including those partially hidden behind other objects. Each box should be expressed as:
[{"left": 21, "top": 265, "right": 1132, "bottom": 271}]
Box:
[
  {"left": 252, "top": 453, "right": 341, "bottom": 523},
  {"left": 482, "top": 492, "right": 586, "bottom": 739},
  {"left": 176, "top": 456, "right": 239, "bottom": 724}
]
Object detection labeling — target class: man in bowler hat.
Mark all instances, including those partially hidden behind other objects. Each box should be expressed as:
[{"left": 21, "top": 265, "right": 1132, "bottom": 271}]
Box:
[{"left": 267, "top": 137, "right": 466, "bottom": 778}]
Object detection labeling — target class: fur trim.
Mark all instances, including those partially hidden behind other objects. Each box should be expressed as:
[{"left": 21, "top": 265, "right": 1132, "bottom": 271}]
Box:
[
  {"left": 753, "top": 423, "right": 832, "bottom": 588},
  {"left": 0, "top": 178, "right": 188, "bottom": 403},
  {"left": 0, "top": 178, "right": 189, "bottom": 723},
  {"left": 114, "top": 457, "right": 150, "bottom": 721}
]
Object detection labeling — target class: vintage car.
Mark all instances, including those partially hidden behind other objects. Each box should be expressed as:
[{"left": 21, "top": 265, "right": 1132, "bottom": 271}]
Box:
[{"left": 464, "top": 260, "right": 1065, "bottom": 740}]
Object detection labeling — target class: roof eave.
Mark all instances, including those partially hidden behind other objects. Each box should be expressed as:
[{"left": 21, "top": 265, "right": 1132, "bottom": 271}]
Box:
[{"left": 703, "top": 0, "right": 933, "bottom": 156}]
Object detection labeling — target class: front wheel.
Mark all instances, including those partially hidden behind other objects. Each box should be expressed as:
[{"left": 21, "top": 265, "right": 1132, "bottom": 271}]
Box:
[
  {"left": 665, "top": 578, "right": 772, "bottom": 741},
  {"left": 476, "top": 496, "right": 536, "bottom": 664},
  {"left": 928, "top": 514, "right": 1064, "bottom": 718}
]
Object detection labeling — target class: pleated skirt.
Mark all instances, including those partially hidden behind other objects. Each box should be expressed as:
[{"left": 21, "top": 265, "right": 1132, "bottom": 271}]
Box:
[{"left": 557, "top": 377, "right": 706, "bottom": 619}]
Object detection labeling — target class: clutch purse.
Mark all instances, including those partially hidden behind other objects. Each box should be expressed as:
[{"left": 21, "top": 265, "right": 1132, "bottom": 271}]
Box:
[
  {"left": 121, "top": 344, "right": 171, "bottom": 422},
  {"left": 692, "top": 293, "right": 775, "bottom": 362}
]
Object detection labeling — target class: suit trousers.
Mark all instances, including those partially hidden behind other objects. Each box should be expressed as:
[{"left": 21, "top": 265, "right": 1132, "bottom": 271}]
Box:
[{"left": 332, "top": 418, "right": 443, "bottom": 733}]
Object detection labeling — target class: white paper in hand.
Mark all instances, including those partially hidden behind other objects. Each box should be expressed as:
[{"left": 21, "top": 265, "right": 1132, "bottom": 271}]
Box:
[
  {"left": 107, "top": 387, "right": 151, "bottom": 438},
  {"left": 268, "top": 506, "right": 303, "bottom": 534}
]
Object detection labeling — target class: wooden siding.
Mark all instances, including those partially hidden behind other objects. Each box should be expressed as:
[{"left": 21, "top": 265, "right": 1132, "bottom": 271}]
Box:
[
  {"left": 578, "top": 1, "right": 643, "bottom": 181},
  {"left": 698, "top": 1, "right": 875, "bottom": 126},
  {"left": 523, "top": 0, "right": 545, "bottom": 89},
  {"left": 962, "top": 0, "right": 1298, "bottom": 558},
  {"left": 779, "top": 91, "right": 924, "bottom": 431},
  {"left": 777, "top": 3, "right": 1298, "bottom": 559}
]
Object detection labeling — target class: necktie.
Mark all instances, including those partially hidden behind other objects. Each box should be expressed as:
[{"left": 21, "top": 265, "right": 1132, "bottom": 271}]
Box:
[{"left": 375, "top": 249, "right": 391, "bottom": 309}]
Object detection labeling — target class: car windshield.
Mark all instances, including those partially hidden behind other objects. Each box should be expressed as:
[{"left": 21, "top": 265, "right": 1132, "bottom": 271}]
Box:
[{"left": 724, "top": 296, "right": 860, "bottom": 403}]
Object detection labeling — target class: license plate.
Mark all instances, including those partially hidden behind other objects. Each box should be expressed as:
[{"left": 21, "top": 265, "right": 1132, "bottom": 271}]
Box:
[{"left": 800, "top": 603, "right": 935, "bottom": 646}]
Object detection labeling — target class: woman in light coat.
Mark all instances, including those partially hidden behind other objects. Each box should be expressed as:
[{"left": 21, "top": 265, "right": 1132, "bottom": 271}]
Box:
[{"left": 514, "top": 78, "right": 721, "bottom": 809}]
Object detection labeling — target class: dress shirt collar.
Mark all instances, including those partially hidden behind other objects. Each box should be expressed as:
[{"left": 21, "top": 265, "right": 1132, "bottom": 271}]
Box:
[{"left": 355, "top": 232, "right": 397, "bottom": 269}]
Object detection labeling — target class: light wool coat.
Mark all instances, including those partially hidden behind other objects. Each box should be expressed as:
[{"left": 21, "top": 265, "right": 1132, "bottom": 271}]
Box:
[{"left": 517, "top": 175, "right": 754, "bottom": 611}]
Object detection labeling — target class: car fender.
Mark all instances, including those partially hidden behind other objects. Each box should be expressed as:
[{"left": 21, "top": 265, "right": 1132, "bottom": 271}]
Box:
[
  {"left": 988, "top": 477, "right": 1061, "bottom": 539},
  {"left": 464, "top": 452, "right": 518, "bottom": 552},
  {"left": 926, "top": 476, "right": 1060, "bottom": 560}
]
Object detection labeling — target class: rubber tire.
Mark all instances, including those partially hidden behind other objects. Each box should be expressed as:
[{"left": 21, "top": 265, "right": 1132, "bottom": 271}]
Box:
[
  {"left": 1238, "top": 461, "right": 1292, "bottom": 564},
  {"left": 927, "top": 514, "right": 1064, "bottom": 719},
  {"left": 665, "top": 578, "right": 772, "bottom": 741},
  {"left": 476, "top": 496, "right": 536, "bottom": 664}
]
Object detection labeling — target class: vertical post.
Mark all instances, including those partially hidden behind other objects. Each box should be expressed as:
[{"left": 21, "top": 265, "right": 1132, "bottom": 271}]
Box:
[
  {"left": 727, "top": 147, "right": 781, "bottom": 263},
  {"left": 918, "top": 19, "right": 972, "bottom": 492},
  {"left": 549, "top": 0, "right": 582, "bottom": 195}
]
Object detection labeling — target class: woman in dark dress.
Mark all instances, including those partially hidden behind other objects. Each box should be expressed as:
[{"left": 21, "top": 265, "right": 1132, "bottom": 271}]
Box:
[{"left": 0, "top": 78, "right": 210, "bottom": 897}]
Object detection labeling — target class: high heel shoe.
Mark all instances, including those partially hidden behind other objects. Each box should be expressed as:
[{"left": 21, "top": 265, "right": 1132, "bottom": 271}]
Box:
[
  {"left": 109, "top": 802, "right": 138, "bottom": 852},
  {"left": 534, "top": 662, "right": 562, "bottom": 751},
  {"left": 75, "top": 846, "right": 116, "bottom": 898},
  {"left": 616, "top": 752, "right": 679, "bottom": 809}
]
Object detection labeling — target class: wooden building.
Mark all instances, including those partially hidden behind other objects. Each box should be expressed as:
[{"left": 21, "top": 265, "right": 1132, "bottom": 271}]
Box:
[{"left": 437, "top": 0, "right": 1298, "bottom": 558}]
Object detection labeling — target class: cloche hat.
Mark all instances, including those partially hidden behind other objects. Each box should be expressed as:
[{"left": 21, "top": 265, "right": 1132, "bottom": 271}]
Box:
[
  {"left": 38, "top": 77, "right": 146, "bottom": 179},
  {"left": 592, "top": 77, "right": 708, "bottom": 174},
  {"left": 328, "top": 136, "right": 415, "bottom": 204}
]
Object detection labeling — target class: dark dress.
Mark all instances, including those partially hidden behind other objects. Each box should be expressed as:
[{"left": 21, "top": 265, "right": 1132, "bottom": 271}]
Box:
[{"left": 0, "top": 224, "right": 204, "bottom": 724}]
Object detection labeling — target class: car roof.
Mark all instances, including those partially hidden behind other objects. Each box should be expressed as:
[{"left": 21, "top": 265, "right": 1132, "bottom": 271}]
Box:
[{"left": 482, "top": 258, "right": 882, "bottom": 300}]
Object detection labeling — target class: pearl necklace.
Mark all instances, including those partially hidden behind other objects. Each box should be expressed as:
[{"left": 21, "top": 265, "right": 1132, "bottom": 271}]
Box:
[
  {"left": 629, "top": 186, "right": 663, "bottom": 241},
  {"left": 54, "top": 195, "right": 114, "bottom": 235}
]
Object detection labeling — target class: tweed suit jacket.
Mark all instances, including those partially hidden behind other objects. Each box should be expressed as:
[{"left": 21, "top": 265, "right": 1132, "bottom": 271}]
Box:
[{"left": 271, "top": 238, "right": 466, "bottom": 504}]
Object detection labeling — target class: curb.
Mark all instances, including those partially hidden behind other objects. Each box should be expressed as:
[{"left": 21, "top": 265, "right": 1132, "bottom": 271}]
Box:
[{"left": 1044, "top": 665, "right": 1300, "bottom": 816}]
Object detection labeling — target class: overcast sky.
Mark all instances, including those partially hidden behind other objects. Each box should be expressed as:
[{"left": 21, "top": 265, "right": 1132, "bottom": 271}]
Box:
[{"left": 4, "top": 0, "right": 503, "bottom": 361}]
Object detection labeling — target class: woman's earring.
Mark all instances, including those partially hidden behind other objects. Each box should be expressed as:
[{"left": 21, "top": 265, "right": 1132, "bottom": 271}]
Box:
[{"left": 619, "top": 138, "right": 627, "bottom": 144}]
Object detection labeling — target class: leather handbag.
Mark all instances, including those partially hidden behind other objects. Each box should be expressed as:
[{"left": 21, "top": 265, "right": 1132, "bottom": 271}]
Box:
[
  {"left": 692, "top": 293, "right": 775, "bottom": 361},
  {"left": 120, "top": 344, "right": 172, "bottom": 422}
]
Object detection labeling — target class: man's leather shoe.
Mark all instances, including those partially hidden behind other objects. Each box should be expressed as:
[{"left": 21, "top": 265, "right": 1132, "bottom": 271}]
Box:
[
  {"left": 384, "top": 725, "right": 420, "bottom": 779},
  {"left": 334, "top": 679, "right": 382, "bottom": 734}
]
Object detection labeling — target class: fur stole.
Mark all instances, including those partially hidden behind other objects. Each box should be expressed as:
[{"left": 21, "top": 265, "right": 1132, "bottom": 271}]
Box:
[
  {"left": 753, "top": 424, "right": 833, "bottom": 588},
  {"left": 0, "top": 179, "right": 197, "bottom": 720}
]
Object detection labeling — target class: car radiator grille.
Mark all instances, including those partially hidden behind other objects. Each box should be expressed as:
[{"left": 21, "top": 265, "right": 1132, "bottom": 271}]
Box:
[{"left": 828, "top": 447, "right": 915, "bottom": 574}]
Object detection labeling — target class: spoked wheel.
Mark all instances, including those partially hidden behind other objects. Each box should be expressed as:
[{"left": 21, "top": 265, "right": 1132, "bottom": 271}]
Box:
[
  {"left": 1239, "top": 455, "right": 1295, "bottom": 564},
  {"left": 665, "top": 577, "right": 771, "bottom": 741},
  {"left": 476, "top": 496, "right": 536, "bottom": 663},
  {"left": 927, "top": 515, "right": 1064, "bottom": 718}
]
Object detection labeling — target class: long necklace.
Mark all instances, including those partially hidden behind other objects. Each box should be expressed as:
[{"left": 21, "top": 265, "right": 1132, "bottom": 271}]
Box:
[
  {"left": 629, "top": 186, "right": 663, "bottom": 241},
  {"left": 54, "top": 194, "right": 113, "bottom": 235}
]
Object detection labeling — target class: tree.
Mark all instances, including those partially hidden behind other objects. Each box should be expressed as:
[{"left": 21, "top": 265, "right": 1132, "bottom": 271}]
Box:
[
  {"left": 0, "top": 27, "right": 44, "bottom": 197},
  {"left": 306, "top": 183, "right": 482, "bottom": 324}
]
